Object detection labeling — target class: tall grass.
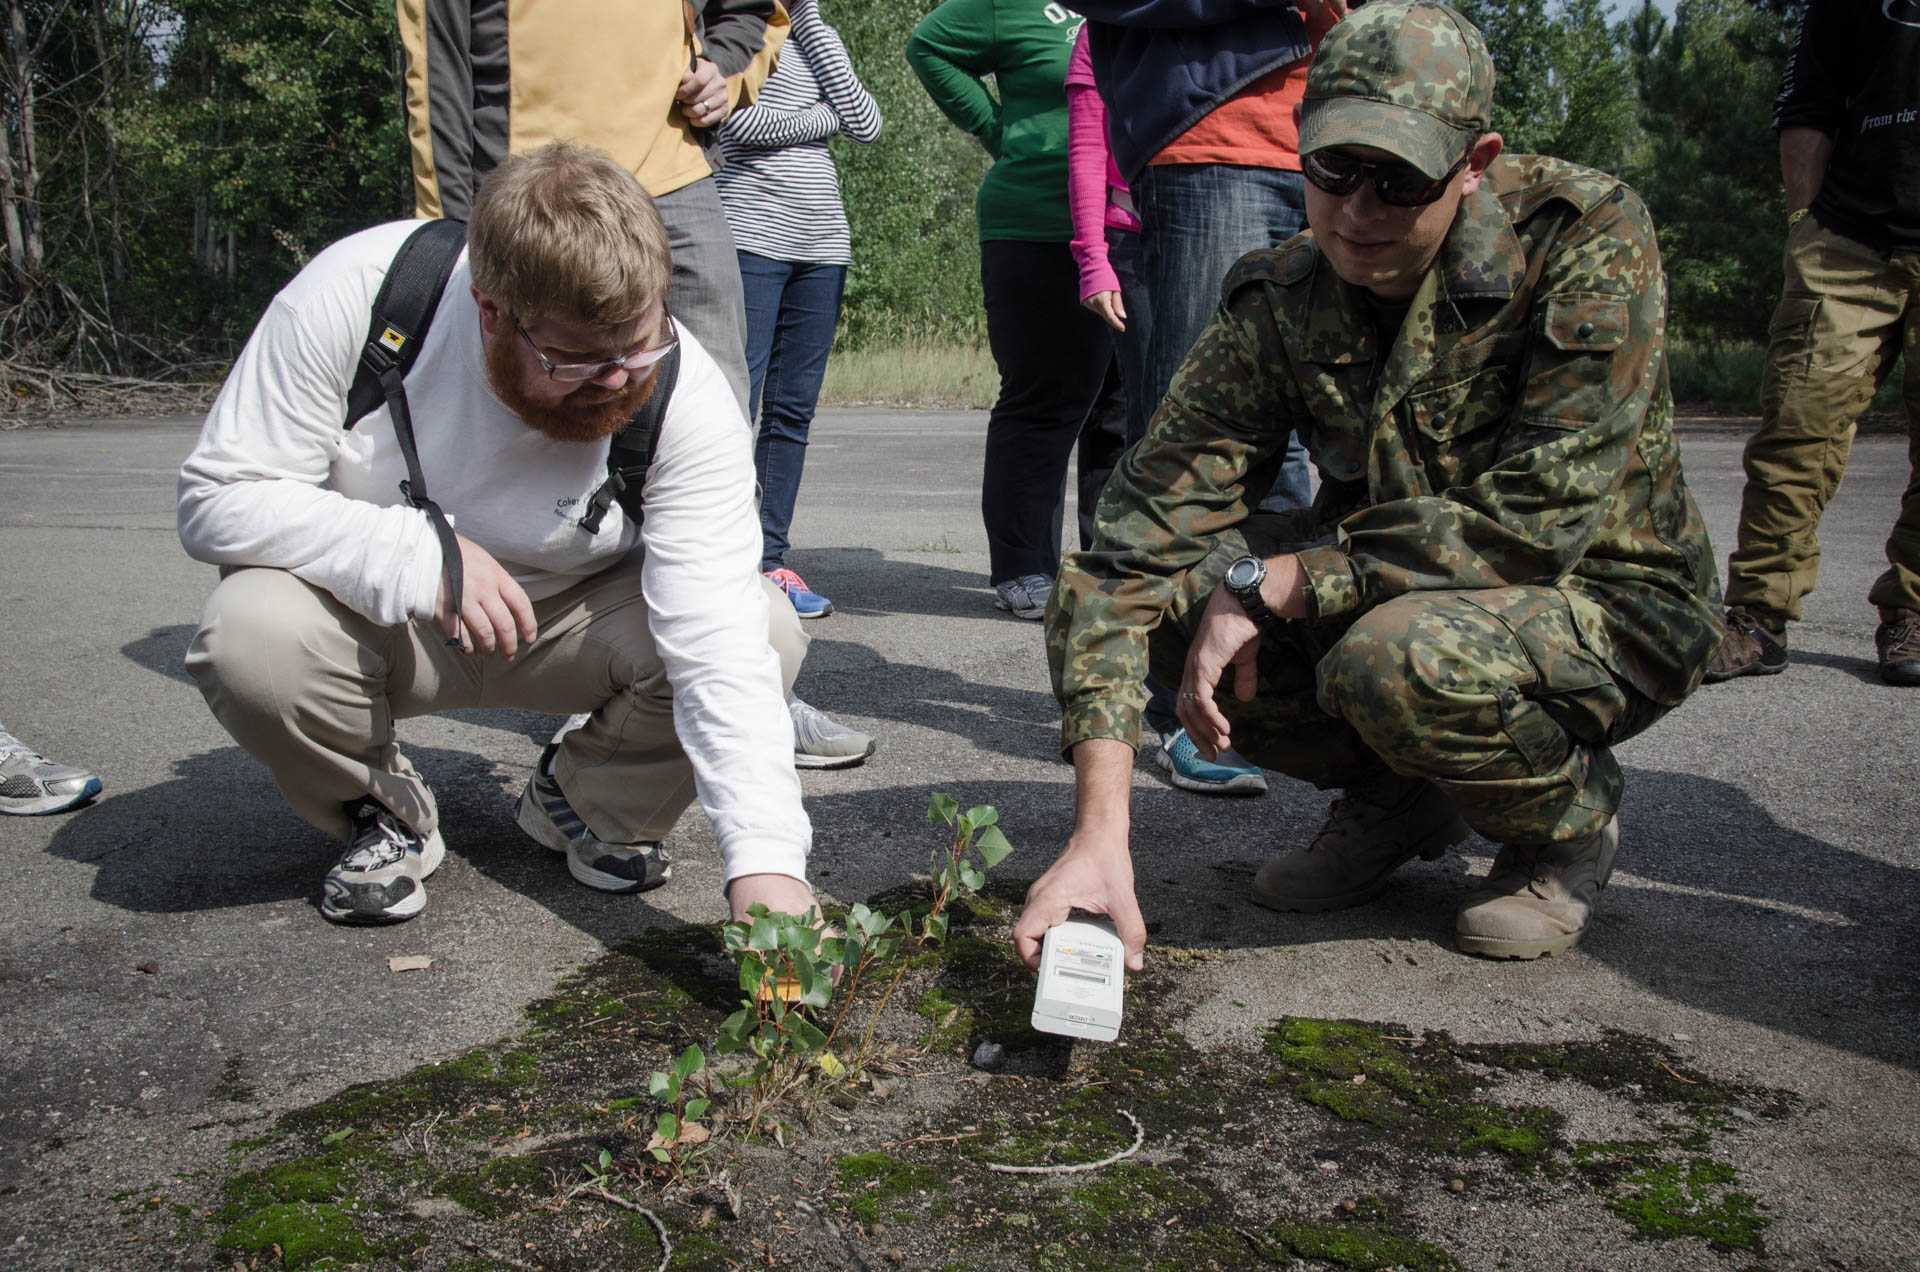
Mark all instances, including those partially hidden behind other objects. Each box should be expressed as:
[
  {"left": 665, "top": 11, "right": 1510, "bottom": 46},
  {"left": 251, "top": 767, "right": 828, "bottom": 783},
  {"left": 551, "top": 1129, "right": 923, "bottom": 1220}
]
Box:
[
  {"left": 1669, "top": 340, "right": 1908, "bottom": 420},
  {"left": 821, "top": 341, "right": 997, "bottom": 409},
  {"left": 821, "top": 338, "right": 1910, "bottom": 421}
]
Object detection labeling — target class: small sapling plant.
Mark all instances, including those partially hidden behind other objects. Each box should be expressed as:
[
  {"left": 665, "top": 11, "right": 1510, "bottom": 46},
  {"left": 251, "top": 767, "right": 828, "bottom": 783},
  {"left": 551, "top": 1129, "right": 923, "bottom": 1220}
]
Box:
[
  {"left": 645, "top": 1044, "right": 711, "bottom": 1178},
  {"left": 856, "top": 793, "right": 1013, "bottom": 1060},
  {"left": 710, "top": 793, "right": 1015, "bottom": 1135}
]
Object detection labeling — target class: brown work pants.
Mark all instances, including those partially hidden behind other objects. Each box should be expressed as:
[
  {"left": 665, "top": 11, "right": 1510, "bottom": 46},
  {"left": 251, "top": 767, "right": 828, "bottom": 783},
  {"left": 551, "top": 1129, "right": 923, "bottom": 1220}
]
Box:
[{"left": 1726, "top": 216, "right": 1920, "bottom": 625}]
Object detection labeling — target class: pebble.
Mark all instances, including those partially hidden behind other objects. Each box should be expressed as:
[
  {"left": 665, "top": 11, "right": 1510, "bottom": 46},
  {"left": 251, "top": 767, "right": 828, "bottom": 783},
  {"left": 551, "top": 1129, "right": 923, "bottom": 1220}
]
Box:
[
  {"left": 1317, "top": 1160, "right": 1339, "bottom": 1172},
  {"left": 1671, "top": 1032, "right": 1695, "bottom": 1042},
  {"left": 972, "top": 1042, "right": 1005, "bottom": 1072},
  {"left": 1729, "top": 1108, "right": 1757, "bottom": 1123},
  {"left": 887, "top": 1249, "right": 904, "bottom": 1265},
  {"left": 1448, "top": 1178, "right": 1467, "bottom": 1194}
]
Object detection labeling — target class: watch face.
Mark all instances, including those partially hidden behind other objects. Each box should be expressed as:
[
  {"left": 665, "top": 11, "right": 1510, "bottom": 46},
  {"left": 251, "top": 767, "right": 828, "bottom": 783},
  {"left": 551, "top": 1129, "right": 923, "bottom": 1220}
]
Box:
[{"left": 1225, "top": 557, "right": 1260, "bottom": 590}]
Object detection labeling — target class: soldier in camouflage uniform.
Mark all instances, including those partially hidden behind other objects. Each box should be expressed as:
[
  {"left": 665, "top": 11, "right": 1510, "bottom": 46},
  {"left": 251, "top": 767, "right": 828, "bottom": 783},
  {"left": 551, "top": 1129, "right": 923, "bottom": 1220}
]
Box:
[{"left": 1011, "top": 0, "right": 1722, "bottom": 970}]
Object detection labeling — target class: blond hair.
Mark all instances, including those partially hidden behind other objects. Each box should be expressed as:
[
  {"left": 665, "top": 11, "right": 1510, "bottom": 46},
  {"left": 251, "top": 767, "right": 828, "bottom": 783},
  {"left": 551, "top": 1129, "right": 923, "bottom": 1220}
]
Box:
[{"left": 467, "top": 142, "right": 670, "bottom": 329}]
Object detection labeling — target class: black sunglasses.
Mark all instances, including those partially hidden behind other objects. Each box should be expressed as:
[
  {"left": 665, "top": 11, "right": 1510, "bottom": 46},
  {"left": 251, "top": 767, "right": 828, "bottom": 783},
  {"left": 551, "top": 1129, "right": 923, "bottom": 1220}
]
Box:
[{"left": 1302, "top": 146, "right": 1473, "bottom": 208}]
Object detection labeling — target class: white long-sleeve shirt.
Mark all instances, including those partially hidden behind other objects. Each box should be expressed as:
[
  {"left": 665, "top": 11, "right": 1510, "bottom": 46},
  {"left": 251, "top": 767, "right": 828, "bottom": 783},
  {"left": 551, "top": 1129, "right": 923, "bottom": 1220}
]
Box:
[{"left": 179, "top": 220, "right": 811, "bottom": 884}]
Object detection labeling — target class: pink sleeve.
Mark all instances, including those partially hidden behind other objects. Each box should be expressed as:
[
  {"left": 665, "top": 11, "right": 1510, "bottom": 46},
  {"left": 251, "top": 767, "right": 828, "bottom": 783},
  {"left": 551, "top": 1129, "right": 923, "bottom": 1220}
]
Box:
[{"left": 1066, "top": 32, "right": 1120, "bottom": 303}]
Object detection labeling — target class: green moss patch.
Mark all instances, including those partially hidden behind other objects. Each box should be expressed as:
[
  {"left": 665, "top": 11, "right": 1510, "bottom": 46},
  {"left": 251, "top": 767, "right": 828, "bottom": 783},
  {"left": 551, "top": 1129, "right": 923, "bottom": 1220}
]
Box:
[
  {"left": 1265, "top": 1017, "right": 1562, "bottom": 1161},
  {"left": 214, "top": 1200, "right": 369, "bottom": 1268},
  {"left": 1265, "top": 1216, "right": 1460, "bottom": 1272}
]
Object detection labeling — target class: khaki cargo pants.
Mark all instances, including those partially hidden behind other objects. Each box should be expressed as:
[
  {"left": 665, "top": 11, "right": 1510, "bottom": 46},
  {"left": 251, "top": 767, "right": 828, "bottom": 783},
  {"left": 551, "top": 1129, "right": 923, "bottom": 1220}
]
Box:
[
  {"left": 185, "top": 560, "right": 806, "bottom": 845},
  {"left": 1148, "top": 524, "right": 1667, "bottom": 847},
  {"left": 1726, "top": 216, "right": 1920, "bottom": 625}
]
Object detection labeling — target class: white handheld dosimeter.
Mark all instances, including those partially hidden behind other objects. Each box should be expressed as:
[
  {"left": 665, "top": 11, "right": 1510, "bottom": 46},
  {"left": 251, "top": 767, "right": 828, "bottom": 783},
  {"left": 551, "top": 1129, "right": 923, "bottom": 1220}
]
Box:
[{"left": 1031, "top": 917, "right": 1125, "bottom": 1041}]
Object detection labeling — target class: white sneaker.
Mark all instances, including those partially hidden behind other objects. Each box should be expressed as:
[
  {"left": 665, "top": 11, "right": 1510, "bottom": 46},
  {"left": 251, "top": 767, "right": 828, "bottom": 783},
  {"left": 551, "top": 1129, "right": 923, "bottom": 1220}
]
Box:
[
  {"left": 320, "top": 800, "right": 445, "bottom": 924},
  {"left": 0, "top": 729, "right": 102, "bottom": 816},
  {"left": 790, "top": 694, "right": 875, "bottom": 770}
]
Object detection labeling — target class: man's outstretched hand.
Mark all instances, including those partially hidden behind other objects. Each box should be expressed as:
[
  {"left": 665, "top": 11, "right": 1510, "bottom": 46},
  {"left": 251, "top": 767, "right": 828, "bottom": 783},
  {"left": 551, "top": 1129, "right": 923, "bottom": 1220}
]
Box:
[{"left": 1011, "top": 825, "right": 1147, "bottom": 972}]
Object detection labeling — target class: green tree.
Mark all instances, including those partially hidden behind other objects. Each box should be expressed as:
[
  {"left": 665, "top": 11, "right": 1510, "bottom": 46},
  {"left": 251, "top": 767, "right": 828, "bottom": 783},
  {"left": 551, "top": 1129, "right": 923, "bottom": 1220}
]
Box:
[
  {"left": 1455, "top": 0, "right": 1635, "bottom": 171},
  {"left": 1456, "top": 0, "right": 1559, "bottom": 155},
  {"left": 129, "top": 0, "right": 408, "bottom": 352},
  {"left": 1630, "top": 0, "right": 1800, "bottom": 341},
  {"left": 830, "top": 0, "right": 990, "bottom": 348}
]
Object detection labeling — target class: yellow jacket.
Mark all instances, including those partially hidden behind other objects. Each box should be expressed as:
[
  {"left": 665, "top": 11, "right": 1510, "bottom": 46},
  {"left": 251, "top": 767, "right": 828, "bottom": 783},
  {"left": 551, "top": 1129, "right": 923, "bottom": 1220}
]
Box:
[{"left": 398, "top": 0, "right": 789, "bottom": 218}]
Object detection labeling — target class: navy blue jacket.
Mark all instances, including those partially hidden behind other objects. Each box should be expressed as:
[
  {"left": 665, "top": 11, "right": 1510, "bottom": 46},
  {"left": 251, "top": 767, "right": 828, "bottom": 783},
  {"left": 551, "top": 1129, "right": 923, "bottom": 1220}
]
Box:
[{"left": 1072, "top": 0, "right": 1312, "bottom": 183}]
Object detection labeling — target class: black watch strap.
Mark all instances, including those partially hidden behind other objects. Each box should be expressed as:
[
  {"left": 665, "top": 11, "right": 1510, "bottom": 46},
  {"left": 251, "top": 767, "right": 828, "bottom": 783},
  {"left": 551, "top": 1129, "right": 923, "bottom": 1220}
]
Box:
[{"left": 1225, "top": 555, "right": 1279, "bottom": 626}]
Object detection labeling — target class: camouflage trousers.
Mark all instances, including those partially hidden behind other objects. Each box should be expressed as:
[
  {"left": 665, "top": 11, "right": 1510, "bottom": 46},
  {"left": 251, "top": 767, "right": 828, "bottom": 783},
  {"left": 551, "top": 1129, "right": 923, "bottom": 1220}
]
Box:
[
  {"left": 1726, "top": 216, "right": 1920, "bottom": 624},
  {"left": 1148, "top": 523, "right": 1666, "bottom": 846}
]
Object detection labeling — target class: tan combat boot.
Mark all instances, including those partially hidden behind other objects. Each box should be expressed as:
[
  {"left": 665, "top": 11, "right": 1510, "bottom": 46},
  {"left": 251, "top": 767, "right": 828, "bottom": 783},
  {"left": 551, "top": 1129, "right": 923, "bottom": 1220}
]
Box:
[
  {"left": 1250, "top": 773, "right": 1469, "bottom": 913},
  {"left": 1454, "top": 816, "right": 1619, "bottom": 960}
]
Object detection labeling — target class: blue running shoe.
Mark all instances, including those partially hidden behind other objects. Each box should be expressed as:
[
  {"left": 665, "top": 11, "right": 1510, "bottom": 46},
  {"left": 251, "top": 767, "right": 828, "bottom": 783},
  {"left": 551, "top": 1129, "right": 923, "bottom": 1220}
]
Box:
[
  {"left": 1156, "top": 727, "right": 1268, "bottom": 797},
  {"left": 766, "top": 567, "right": 833, "bottom": 618}
]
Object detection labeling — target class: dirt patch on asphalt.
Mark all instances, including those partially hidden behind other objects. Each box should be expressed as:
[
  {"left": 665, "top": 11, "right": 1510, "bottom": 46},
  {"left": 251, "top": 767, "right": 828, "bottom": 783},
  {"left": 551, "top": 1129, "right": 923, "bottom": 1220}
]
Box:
[{"left": 99, "top": 879, "right": 1807, "bottom": 1272}]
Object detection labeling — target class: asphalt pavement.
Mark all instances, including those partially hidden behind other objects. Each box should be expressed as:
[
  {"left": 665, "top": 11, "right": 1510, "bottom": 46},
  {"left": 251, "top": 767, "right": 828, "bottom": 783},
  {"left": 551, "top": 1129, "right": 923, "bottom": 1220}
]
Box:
[{"left": 1, "top": 410, "right": 1916, "bottom": 1269}]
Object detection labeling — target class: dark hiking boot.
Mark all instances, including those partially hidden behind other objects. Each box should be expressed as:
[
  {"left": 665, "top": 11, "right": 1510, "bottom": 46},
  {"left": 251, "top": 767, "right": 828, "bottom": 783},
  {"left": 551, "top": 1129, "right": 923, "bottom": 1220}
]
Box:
[
  {"left": 1250, "top": 773, "right": 1469, "bottom": 913},
  {"left": 1876, "top": 609, "right": 1920, "bottom": 686},
  {"left": 1703, "top": 606, "right": 1787, "bottom": 681},
  {"left": 1454, "top": 816, "right": 1619, "bottom": 960}
]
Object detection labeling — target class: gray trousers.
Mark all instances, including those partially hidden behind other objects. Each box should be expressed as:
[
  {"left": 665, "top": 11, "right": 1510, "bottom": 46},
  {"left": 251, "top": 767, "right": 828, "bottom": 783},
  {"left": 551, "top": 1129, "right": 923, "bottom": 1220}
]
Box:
[
  {"left": 655, "top": 176, "right": 751, "bottom": 414},
  {"left": 185, "top": 564, "right": 806, "bottom": 846}
]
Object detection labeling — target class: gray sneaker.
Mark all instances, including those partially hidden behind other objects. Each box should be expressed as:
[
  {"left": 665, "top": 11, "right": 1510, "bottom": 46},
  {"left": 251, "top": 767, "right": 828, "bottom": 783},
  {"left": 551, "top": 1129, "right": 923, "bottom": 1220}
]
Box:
[
  {"left": 517, "top": 746, "right": 671, "bottom": 892},
  {"left": 0, "top": 729, "right": 102, "bottom": 816},
  {"left": 1454, "top": 816, "right": 1619, "bottom": 960},
  {"left": 791, "top": 694, "right": 876, "bottom": 769},
  {"left": 320, "top": 799, "right": 445, "bottom": 924},
  {"left": 1251, "top": 773, "right": 1468, "bottom": 912},
  {"left": 993, "top": 573, "right": 1053, "bottom": 621}
]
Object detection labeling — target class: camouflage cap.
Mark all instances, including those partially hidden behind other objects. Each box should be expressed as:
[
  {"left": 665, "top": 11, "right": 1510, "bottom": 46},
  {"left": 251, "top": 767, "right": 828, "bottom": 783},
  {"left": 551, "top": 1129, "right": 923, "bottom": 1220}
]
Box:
[{"left": 1297, "top": 0, "right": 1495, "bottom": 181}]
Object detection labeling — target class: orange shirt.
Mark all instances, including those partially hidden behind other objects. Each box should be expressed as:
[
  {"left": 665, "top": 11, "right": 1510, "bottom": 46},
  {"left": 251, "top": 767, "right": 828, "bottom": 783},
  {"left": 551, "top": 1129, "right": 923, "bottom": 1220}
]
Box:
[{"left": 1149, "top": 58, "right": 1310, "bottom": 171}]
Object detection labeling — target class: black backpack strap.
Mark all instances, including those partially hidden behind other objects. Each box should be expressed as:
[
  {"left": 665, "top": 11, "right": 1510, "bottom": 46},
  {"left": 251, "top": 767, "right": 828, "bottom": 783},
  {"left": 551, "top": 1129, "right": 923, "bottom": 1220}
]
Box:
[
  {"left": 346, "top": 219, "right": 467, "bottom": 431},
  {"left": 347, "top": 218, "right": 470, "bottom": 645},
  {"left": 578, "top": 342, "right": 680, "bottom": 535}
]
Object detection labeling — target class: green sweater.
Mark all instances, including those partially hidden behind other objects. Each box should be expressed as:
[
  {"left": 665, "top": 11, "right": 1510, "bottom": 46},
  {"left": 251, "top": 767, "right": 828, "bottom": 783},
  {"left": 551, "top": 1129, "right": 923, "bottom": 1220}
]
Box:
[{"left": 906, "top": 0, "right": 1081, "bottom": 243}]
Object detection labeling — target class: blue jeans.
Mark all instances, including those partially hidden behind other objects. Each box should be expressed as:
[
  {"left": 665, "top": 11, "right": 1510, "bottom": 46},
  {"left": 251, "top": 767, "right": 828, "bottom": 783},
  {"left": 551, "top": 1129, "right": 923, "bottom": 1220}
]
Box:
[
  {"left": 1133, "top": 163, "right": 1314, "bottom": 733},
  {"left": 1105, "top": 225, "right": 1157, "bottom": 448},
  {"left": 738, "top": 251, "right": 847, "bottom": 572},
  {"left": 1132, "top": 162, "right": 1313, "bottom": 511}
]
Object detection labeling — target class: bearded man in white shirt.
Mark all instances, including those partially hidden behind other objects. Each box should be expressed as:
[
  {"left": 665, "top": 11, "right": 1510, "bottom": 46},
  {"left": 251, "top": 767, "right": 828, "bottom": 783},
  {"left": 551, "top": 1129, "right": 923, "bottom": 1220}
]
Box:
[{"left": 179, "top": 142, "right": 859, "bottom": 926}]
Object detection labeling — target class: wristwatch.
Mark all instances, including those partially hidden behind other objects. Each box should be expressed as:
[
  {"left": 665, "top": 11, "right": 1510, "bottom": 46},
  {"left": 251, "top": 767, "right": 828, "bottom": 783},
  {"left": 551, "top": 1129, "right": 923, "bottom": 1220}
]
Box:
[
  {"left": 1787, "top": 207, "right": 1810, "bottom": 229},
  {"left": 1223, "top": 555, "right": 1279, "bottom": 626}
]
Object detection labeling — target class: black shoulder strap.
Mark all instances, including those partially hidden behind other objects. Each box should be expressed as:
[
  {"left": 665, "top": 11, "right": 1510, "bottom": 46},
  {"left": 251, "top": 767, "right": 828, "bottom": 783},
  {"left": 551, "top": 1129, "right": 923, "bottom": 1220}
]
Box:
[
  {"left": 349, "top": 218, "right": 470, "bottom": 645},
  {"left": 578, "top": 342, "right": 680, "bottom": 535},
  {"left": 346, "top": 218, "right": 468, "bottom": 431}
]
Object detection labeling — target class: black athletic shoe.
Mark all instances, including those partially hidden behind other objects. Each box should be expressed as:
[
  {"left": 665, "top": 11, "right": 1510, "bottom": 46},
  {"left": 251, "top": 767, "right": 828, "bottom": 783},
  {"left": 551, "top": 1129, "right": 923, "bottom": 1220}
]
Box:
[{"left": 320, "top": 799, "right": 444, "bottom": 924}]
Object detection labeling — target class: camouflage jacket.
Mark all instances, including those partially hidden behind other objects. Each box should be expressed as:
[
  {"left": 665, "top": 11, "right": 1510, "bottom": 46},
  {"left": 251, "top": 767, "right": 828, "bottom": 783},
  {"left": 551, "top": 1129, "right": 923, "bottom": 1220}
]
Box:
[{"left": 1049, "top": 154, "right": 1723, "bottom": 754}]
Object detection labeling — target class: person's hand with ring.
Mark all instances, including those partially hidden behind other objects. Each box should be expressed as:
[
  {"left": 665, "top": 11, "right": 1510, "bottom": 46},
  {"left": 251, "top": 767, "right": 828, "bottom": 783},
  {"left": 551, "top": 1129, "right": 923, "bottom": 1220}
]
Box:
[{"left": 677, "top": 57, "right": 732, "bottom": 126}]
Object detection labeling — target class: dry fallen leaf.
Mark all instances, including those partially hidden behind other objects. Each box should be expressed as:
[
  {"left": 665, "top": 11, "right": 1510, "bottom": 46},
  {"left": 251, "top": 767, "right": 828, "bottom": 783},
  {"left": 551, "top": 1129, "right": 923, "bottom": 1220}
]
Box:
[
  {"left": 386, "top": 955, "right": 434, "bottom": 973},
  {"left": 646, "top": 1121, "right": 711, "bottom": 1150}
]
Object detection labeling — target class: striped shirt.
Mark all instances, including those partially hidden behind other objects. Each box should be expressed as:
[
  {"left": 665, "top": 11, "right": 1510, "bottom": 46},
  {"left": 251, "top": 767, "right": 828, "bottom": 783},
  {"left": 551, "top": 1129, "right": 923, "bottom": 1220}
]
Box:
[{"left": 714, "top": 3, "right": 882, "bottom": 265}]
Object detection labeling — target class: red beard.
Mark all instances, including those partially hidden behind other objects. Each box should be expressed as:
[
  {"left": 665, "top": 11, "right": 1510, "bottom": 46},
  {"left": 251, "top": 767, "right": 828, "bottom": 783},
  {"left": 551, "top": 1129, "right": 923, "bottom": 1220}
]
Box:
[{"left": 483, "top": 321, "right": 656, "bottom": 445}]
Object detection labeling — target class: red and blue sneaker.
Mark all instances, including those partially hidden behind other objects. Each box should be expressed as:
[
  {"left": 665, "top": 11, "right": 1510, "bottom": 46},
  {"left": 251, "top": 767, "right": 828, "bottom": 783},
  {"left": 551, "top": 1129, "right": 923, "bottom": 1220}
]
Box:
[{"left": 765, "top": 567, "right": 833, "bottom": 619}]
